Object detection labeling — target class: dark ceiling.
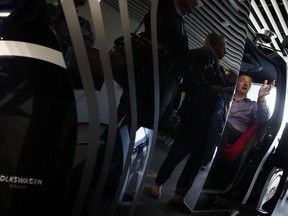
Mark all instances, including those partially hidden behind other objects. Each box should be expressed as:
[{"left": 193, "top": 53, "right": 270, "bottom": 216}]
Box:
[
  {"left": 0, "top": 0, "right": 287, "bottom": 70},
  {"left": 103, "top": 0, "right": 288, "bottom": 71},
  {"left": 103, "top": 0, "right": 251, "bottom": 72}
]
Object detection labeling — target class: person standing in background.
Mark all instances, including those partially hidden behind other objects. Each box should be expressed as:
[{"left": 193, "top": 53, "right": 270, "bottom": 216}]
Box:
[
  {"left": 117, "top": 0, "right": 200, "bottom": 129},
  {"left": 150, "top": 32, "right": 235, "bottom": 214},
  {"left": 200, "top": 33, "right": 237, "bottom": 168}
]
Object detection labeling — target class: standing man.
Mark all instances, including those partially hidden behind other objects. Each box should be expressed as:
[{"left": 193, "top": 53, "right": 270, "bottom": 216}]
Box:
[
  {"left": 149, "top": 0, "right": 203, "bottom": 214},
  {"left": 150, "top": 32, "right": 232, "bottom": 214},
  {"left": 125, "top": 0, "right": 200, "bottom": 129}
]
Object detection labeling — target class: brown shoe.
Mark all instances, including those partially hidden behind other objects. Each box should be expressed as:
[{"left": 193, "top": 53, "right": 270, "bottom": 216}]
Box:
[
  {"left": 150, "top": 183, "right": 162, "bottom": 198},
  {"left": 168, "top": 195, "right": 192, "bottom": 214}
]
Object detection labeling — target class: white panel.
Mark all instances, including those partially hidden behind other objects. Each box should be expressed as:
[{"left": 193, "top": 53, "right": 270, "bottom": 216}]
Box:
[
  {"left": 251, "top": 0, "right": 280, "bottom": 50},
  {"left": 260, "top": 0, "right": 283, "bottom": 41},
  {"left": 0, "top": 41, "right": 66, "bottom": 68},
  {"left": 271, "top": 0, "right": 288, "bottom": 35}
]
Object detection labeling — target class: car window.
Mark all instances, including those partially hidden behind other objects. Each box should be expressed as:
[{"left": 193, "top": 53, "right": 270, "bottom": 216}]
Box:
[{"left": 247, "top": 83, "right": 277, "bottom": 118}]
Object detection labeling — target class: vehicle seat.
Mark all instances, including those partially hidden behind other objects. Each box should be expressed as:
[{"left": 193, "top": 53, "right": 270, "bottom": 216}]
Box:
[
  {"left": 222, "top": 122, "right": 259, "bottom": 161},
  {"left": 203, "top": 122, "right": 262, "bottom": 192}
]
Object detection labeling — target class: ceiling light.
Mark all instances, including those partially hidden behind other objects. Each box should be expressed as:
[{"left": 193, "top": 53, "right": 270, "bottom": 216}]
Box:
[{"left": 0, "top": 12, "right": 10, "bottom": 17}]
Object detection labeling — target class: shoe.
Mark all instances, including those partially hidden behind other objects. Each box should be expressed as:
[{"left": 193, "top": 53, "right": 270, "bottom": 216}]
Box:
[
  {"left": 150, "top": 183, "right": 162, "bottom": 198},
  {"left": 168, "top": 195, "right": 192, "bottom": 214}
]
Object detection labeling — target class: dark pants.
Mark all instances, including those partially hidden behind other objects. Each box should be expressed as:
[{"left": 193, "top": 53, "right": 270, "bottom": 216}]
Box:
[
  {"left": 155, "top": 145, "right": 205, "bottom": 197},
  {"left": 216, "top": 121, "right": 242, "bottom": 159},
  {"left": 207, "top": 122, "right": 244, "bottom": 188},
  {"left": 155, "top": 112, "right": 209, "bottom": 197},
  {"left": 201, "top": 95, "right": 226, "bottom": 166}
]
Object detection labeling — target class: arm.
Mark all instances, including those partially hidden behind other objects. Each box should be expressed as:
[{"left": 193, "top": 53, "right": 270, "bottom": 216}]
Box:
[
  {"left": 257, "top": 80, "right": 276, "bottom": 103},
  {"left": 253, "top": 80, "right": 276, "bottom": 122}
]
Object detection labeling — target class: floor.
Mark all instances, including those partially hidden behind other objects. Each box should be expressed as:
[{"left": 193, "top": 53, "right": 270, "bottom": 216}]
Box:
[
  {"left": 75, "top": 123, "right": 288, "bottom": 216},
  {"left": 272, "top": 196, "right": 288, "bottom": 216}
]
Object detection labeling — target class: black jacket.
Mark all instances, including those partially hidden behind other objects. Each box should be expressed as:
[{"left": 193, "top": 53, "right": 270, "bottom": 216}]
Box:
[{"left": 144, "top": 0, "right": 190, "bottom": 78}]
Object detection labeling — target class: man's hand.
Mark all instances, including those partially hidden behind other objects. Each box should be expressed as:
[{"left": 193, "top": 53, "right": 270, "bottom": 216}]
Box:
[{"left": 258, "top": 80, "right": 276, "bottom": 102}]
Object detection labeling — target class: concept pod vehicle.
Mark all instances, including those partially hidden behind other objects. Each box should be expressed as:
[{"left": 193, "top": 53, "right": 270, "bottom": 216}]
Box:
[{"left": 195, "top": 31, "right": 287, "bottom": 216}]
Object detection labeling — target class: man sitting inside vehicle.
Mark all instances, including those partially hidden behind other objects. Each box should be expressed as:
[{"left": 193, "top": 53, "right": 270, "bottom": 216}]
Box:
[{"left": 216, "top": 73, "right": 275, "bottom": 158}]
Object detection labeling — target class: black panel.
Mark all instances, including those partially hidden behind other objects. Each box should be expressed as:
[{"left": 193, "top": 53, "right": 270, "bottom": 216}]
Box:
[{"left": 0, "top": 0, "right": 77, "bottom": 215}]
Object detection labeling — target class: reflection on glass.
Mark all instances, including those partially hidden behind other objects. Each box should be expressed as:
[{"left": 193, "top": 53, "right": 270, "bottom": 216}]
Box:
[
  {"left": 0, "top": 1, "right": 77, "bottom": 215},
  {"left": 0, "top": 0, "right": 255, "bottom": 216},
  {"left": 55, "top": 0, "right": 256, "bottom": 215},
  {"left": 2, "top": 0, "right": 284, "bottom": 215}
]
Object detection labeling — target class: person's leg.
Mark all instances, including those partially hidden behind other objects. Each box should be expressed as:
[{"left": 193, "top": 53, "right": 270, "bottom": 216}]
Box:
[
  {"left": 174, "top": 151, "right": 203, "bottom": 197},
  {"left": 151, "top": 138, "right": 189, "bottom": 198},
  {"left": 168, "top": 150, "right": 202, "bottom": 214},
  {"left": 207, "top": 121, "right": 242, "bottom": 186},
  {"left": 201, "top": 104, "right": 225, "bottom": 167},
  {"left": 165, "top": 130, "right": 204, "bottom": 214},
  {"left": 155, "top": 137, "right": 190, "bottom": 185},
  {"left": 216, "top": 121, "right": 242, "bottom": 157}
]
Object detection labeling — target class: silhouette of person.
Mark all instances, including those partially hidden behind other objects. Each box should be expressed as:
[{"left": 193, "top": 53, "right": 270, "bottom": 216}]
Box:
[
  {"left": 150, "top": 32, "right": 234, "bottom": 214},
  {"left": 117, "top": 0, "right": 200, "bottom": 130},
  {"left": 200, "top": 33, "right": 237, "bottom": 168}
]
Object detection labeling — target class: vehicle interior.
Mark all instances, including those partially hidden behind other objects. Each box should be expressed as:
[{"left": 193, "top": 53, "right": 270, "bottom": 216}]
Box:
[
  {"left": 195, "top": 31, "right": 283, "bottom": 213},
  {"left": 0, "top": 0, "right": 288, "bottom": 216}
]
